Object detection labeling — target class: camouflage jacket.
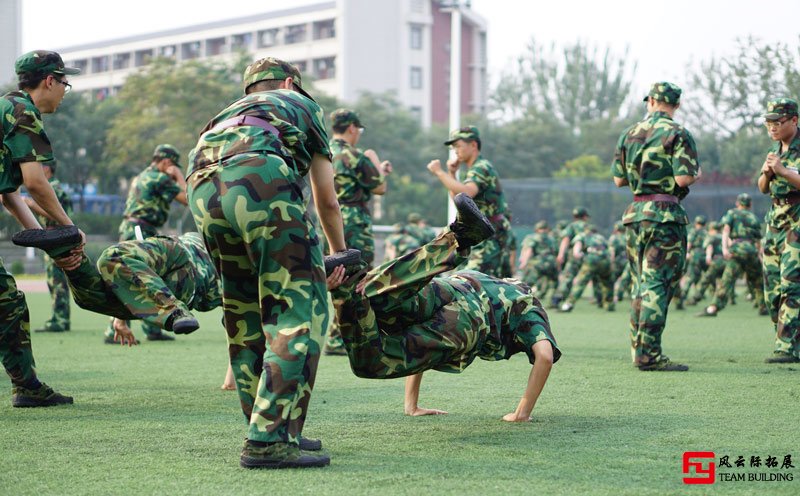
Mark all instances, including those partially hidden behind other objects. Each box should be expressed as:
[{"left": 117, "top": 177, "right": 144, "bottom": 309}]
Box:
[
  {"left": 0, "top": 90, "right": 54, "bottom": 194},
  {"left": 687, "top": 226, "right": 706, "bottom": 252},
  {"left": 765, "top": 129, "right": 800, "bottom": 229},
  {"left": 123, "top": 165, "right": 180, "bottom": 227},
  {"left": 40, "top": 177, "right": 73, "bottom": 228},
  {"left": 464, "top": 156, "right": 509, "bottom": 222},
  {"left": 188, "top": 89, "right": 330, "bottom": 182},
  {"left": 573, "top": 232, "right": 609, "bottom": 261},
  {"left": 721, "top": 208, "right": 762, "bottom": 241},
  {"left": 330, "top": 138, "right": 383, "bottom": 212},
  {"left": 560, "top": 220, "right": 587, "bottom": 259},
  {"left": 384, "top": 232, "right": 420, "bottom": 258},
  {"left": 521, "top": 232, "right": 557, "bottom": 269},
  {"left": 704, "top": 233, "right": 723, "bottom": 259},
  {"left": 612, "top": 111, "right": 700, "bottom": 225},
  {"left": 405, "top": 224, "right": 437, "bottom": 245},
  {"left": 608, "top": 232, "right": 627, "bottom": 259}
]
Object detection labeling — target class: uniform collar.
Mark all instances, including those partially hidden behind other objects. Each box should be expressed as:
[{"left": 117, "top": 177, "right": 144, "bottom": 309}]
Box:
[{"left": 648, "top": 110, "right": 673, "bottom": 121}]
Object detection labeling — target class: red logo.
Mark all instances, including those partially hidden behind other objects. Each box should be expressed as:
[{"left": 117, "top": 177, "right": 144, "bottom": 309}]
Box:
[{"left": 683, "top": 451, "right": 716, "bottom": 484}]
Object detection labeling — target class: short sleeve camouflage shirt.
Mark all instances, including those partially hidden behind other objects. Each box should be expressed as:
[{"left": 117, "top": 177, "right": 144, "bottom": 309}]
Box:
[
  {"left": 123, "top": 165, "right": 180, "bottom": 227},
  {"left": 463, "top": 156, "right": 508, "bottom": 219},
  {"left": 330, "top": 138, "right": 384, "bottom": 210},
  {"left": 612, "top": 111, "right": 699, "bottom": 225},
  {"left": 765, "top": 129, "right": 800, "bottom": 229},
  {"left": 721, "top": 208, "right": 762, "bottom": 241},
  {"left": 0, "top": 90, "right": 54, "bottom": 194}
]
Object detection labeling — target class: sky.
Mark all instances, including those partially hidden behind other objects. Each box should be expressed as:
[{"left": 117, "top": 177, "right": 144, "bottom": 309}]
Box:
[{"left": 21, "top": 0, "right": 800, "bottom": 97}]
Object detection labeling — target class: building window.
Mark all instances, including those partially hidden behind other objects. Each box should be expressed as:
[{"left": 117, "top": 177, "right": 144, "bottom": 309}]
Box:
[
  {"left": 285, "top": 24, "right": 307, "bottom": 44},
  {"left": 181, "top": 41, "right": 202, "bottom": 60},
  {"left": 232, "top": 33, "right": 253, "bottom": 51},
  {"left": 258, "top": 28, "right": 279, "bottom": 48},
  {"left": 313, "top": 57, "right": 336, "bottom": 80},
  {"left": 410, "top": 24, "right": 423, "bottom": 50},
  {"left": 91, "top": 56, "right": 109, "bottom": 73},
  {"left": 479, "top": 32, "right": 487, "bottom": 65},
  {"left": 159, "top": 45, "right": 177, "bottom": 59},
  {"left": 135, "top": 49, "right": 153, "bottom": 67},
  {"left": 112, "top": 53, "right": 131, "bottom": 70},
  {"left": 313, "top": 19, "right": 335, "bottom": 40},
  {"left": 110, "top": 85, "right": 123, "bottom": 96},
  {"left": 410, "top": 0, "right": 425, "bottom": 13},
  {"left": 206, "top": 37, "right": 227, "bottom": 56},
  {"left": 292, "top": 60, "right": 308, "bottom": 73},
  {"left": 409, "top": 106, "right": 422, "bottom": 123},
  {"left": 410, "top": 66, "right": 423, "bottom": 89},
  {"left": 70, "top": 59, "right": 88, "bottom": 73}
]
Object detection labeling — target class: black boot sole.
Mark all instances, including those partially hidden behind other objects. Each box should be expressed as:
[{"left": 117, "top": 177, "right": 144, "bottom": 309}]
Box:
[
  {"left": 324, "top": 249, "right": 362, "bottom": 276},
  {"left": 12, "top": 226, "right": 81, "bottom": 251}
]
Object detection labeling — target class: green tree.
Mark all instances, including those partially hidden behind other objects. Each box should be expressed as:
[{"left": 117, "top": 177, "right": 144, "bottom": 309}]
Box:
[{"left": 554, "top": 154, "right": 609, "bottom": 179}]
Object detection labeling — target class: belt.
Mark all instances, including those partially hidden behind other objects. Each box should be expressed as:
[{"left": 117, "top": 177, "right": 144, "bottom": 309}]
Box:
[
  {"left": 633, "top": 194, "right": 679, "bottom": 203},
  {"left": 730, "top": 238, "right": 755, "bottom": 244},
  {"left": 125, "top": 216, "right": 155, "bottom": 227},
  {"left": 772, "top": 193, "right": 800, "bottom": 206},
  {"left": 210, "top": 115, "right": 281, "bottom": 139},
  {"left": 489, "top": 214, "right": 506, "bottom": 223}
]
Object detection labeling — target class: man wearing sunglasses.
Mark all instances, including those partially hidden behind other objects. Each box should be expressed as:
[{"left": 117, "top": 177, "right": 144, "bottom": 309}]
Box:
[
  {"left": 757, "top": 98, "right": 800, "bottom": 364},
  {"left": 0, "top": 50, "right": 84, "bottom": 407}
]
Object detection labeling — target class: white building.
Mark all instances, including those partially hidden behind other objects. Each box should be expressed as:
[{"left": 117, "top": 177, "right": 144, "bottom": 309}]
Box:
[
  {"left": 56, "top": 0, "right": 487, "bottom": 127},
  {"left": 0, "top": 0, "right": 22, "bottom": 86}
]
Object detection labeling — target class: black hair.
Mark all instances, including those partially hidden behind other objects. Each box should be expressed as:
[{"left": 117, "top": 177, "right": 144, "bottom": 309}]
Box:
[{"left": 17, "top": 72, "right": 49, "bottom": 91}]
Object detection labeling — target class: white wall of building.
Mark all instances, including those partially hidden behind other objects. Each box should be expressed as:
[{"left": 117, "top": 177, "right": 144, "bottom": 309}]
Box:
[{"left": 0, "top": 0, "right": 22, "bottom": 86}]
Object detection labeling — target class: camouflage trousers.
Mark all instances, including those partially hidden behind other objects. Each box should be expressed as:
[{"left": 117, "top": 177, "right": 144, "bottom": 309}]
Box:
[
  {"left": 692, "top": 258, "right": 725, "bottom": 303},
  {"left": 0, "top": 257, "right": 37, "bottom": 387},
  {"left": 43, "top": 254, "right": 70, "bottom": 331},
  {"left": 463, "top": 221, "right": 511, "bottom": 278},
  {"left": 566, "top": 257, "right": 614, "bottom": 309},
  {"left": 521, "top": 262, "right": 558, "bottom": 301},
  {"left": 554, "top": 257, "right": 581, "bottom": 301},
  {"left": 63, "top": 237, "right": 204, "bottom": 327},
  {"left": 340, "top": 206, "right": 376, "bottom": 267},
  {"left": 188, "top": 153, "right": 331, "bottom": 444},
  {"left": 763, "top": 225, "right": 800, "bottom": 357},
  {"left": 625, "top": 221, "right": 686, "bottom": 366},
  {"left": 679, "top": 250, "right": 707, "bottom": 305},
  {"left": 106, "top": 219, "right": 163, "bottom": 338},
  {"left": 712, "top": 243, "right": 765, "bottom": 311},
  {"left": 614, "top": 264, "right": 632, "bottom": 302},
  {"left": 337, "top": 230, "right": 555, "bottom": 378}
]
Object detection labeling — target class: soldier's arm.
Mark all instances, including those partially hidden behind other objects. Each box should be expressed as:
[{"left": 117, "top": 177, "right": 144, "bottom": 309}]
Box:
[
  {"left": 1, "top": 190, "right": 42, "bottom": 229},
  {"left": 721, "top": 225, "right": 732, "bottom": 259},
  {"left": 309, "top": 153, "right": 346, "bottom": 253},
  {"left": 165, "top": 165, "right": 188, "bottom": 205},
  {"left": 502, "top": 340, "right": 554, "bottom": 422},
  {"left": 572, "top": 241, "right": 583, "bottom": 260},
  {"left": 23, "top": 195, "right": 49, "bottom": 219},
  {"left": 518, "top": 246, "right": 532, "bottom": 270},
  {"left": 675, "top": 174, "right": 697, "bottom": 188},
  {"left": 706, "top": 244, "right": 713, "bottom": 265},
  {"left": 403, "top": 373, "right": 447, "bottom": 417},
  {"left": 426, "top": 160, "right": 478, "bottom": 197},
  {"left": 613, "top": 177, "right": 629, "bottom": 187},
  {"left": 769, "top": 154, "right": 800, "bottom": 190},
  {"left": 556, "top": 236, "right": 569, "bottom": 265},
  {"left": 20, "top": 162, "right": 73, "bottom": 226},
  {"left": 362, "top": 149, "right": 390, "bottom": 196}
]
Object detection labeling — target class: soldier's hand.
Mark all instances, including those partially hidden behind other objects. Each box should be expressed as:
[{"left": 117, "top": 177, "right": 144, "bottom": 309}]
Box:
[
  {"left": 53, "top": 238, "right": 85, "bottom": 272},
  {"left": 723, "top": 249, "right": 731, "bottom": 260},
  {"left": 426, "top": 159, "right": 443, "bottom": 176},
  {"left": 381, "top": 161, "right": 393, "bottom": 175},
  {"left": 165, "top": 165, "right": 185, "bottom": 182},
  {"left": 446, "top": 156, "right": 460, "bottom": 173},
  {"left": 112, "top": 318, "right": 138, "bottom": 347},
  {"left": 326, "top": 265, "right": 347, "bottom": 290},
  {"left": 766, "top": 153, "right": 786, "bottom": 176}
]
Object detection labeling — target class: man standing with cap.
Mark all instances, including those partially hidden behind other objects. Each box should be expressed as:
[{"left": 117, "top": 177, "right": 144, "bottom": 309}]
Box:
[
  {"left": 187, "top": 57, "right": 345, "bottom": 468},
  {"left": 679, "top": 215, "right": 707, "bottom": 307},
  {"left": 699, "top": 194, "right": 766, "bottom": 317},
  {"left": 426, "top": 126, "right": 511, "bottom": 277},
  {"left": 758, "top": 97, "right": 800, "bottom": 363},
  {"left": 0, "top": 50, "right": 84, "bottom": 406},
  {"left": 105, "top": 143, "right": 187, "bottom": 343},
  {"left": 612, "top": 81, "right": 700, "bottom": 371},
  {"left": 551, "top": 207, "right": 589, "bottom": 307},
  {"left": 24, "top": 161, "right": 73, "bottom": 333}
]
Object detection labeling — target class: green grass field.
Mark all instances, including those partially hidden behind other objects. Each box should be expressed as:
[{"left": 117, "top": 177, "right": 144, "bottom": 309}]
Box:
[{"left": 1, "top": 291, "right": 798, "bottom": 495}]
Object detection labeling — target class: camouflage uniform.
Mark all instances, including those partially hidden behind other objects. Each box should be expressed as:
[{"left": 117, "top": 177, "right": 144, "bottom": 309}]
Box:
[
  {"left": 564, "top": 230, "right": 614, "bottom": 310},
  {"left": 187, "top": 58, "right": 332, "bottom": 445},
  {"left": 109, "top": 144, "right": 183, "bottom": 340},
  {"left": 679, "top": 217, "right": 708, "bottom": 306},
  {"left": 761, "top": 99, "right": 800, "bottom": 358},
  {"left": 383, "top": 224, "right": 421, "bottom": 261},
  {"left": 692, "top": 226, "right": 725, "bottom": 303},
  {"left": 39, "top": 175, "right": 73, "bottom": 332},
  {"left": 330, "top": 117, "right": 384, "bottom": 266},
  {"left": 612, "top": 82, "right": 699, "bottom": 367},
  {"left": 63, "top": 233, "right": 220, "bottom": 327},
  {"left": 405, "top": 214, "right": 437, "bottom": 246},
  {"left": 335, "top": 229, "right": 561, "bottom": 378},
  {"left": 519, "top": 227, "right": 558, "bottom": 300},
  {"left": 553, "top": 217, "right": 587, "bottom": 303},
  {"left": 711, "top": 202, "right": 765, "bottom": 312},
  {"left": 608, "top": 222, "right": 628, "bottom": 298},
  {"left": 501, "top": 228, "right": 518, "bottom": 278}
]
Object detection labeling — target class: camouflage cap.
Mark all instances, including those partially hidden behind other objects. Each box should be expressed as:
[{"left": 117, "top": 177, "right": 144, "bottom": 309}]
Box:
[
  {"left": 15, "top": 50, "right": 80, "bottom": 77},
  {"left": 643, "top": 81, "right": 682, "bottom": 105},
  {"left": 242, "top": 57, "right": 314, "bottom": 102},
  {"left": 708, "top": 221, "right": 720, "bottom": 230},
  {"left": 555, "top": 220, "right": 568, "bottom": 231},
  {"left": 694, "top": 215, "right": 707, "bottom": 225},
  {"left": 614, "top": 221, "right": 624, "bottom": 231},
  {"left": 763, "top": 98, "right": 799, "bottom": 121},
  {"left": 153, "top": 144, "right": 181, "bottom": 165},
  {"left": 392, "top": 222, "right": 405, "bottom": 233},
  {"left": 535, "top": 220, "right": 549, "bottom": 230},
  {"left": 737, "top": 193, "right": 752, "bottom": 207},
  {"left": 407, "top": 212, "right": 422, "bottom": 223},
  {"left": 444, "top": 126, "right": 480, "bottom": 146},
  {"left": 572, "top": 206, "right": 589, "bottom": 218},
  {"left": 331, "top": 108, "right": 363, "bottom": 129}
]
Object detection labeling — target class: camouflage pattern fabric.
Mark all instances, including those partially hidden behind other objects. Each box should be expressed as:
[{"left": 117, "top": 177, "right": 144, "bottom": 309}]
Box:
[
  {"left": 678, "top": 225, "right": 708, "bottom": 305},
  {"left": 519, "top": 232, "right": 558, "bottom": 299},
  {"left": 187, "top": 87, "right": 331, "bottom": 445},
  {"left": 566, "top": 232, "right": 614, "bottom": 309},
  {"left": 65, "top": 233, "right": 220, "bottom": 327},
  {"left": 689, "top": 232, "right": 724, "bottom": 303},
  {"left": 40, "top": 177, "right": 73, "bottom": 331},
  {"left": 500, "top": 229, "right": 518, "bottom": 278},
  {"left": 553, "top": 220, "right": 587, "bottom": 300},
  {"left": 331, "top": 138, "right": 384, "bottom": 266},
  {"left": 762, "top": 129, "right": 800, "bottom": 356},
  {"left": 614, "top": 264, "right": 632, "bottom": 302},
  {"left": 0, "top": 90, "right": 55, "bottom": 387},
  {"left": 384, "top": 232, "right": 421, "bottom": 260},
  {"left": 624, "top": 221, "right": 687, "bottom": 365},
  {"left": 611, "top": 111, "right": 699, "bottom": 226},
  {"left": 119, "top": 164, "right": 181, "bottom": 237},
  {"left": 335, "top": 230, "right": 561, "bottom": 378},
  {"left": 711, "top": 208, "right": 765, "bottom": 311},
  {"left": 405, "top": 223, "right": 436, "bottom": 246}
]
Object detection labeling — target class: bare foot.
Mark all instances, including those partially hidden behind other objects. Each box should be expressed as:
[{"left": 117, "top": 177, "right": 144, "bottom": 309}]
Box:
[{"left": 405, "top": 406, "right": 448, "bottom": 416}]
